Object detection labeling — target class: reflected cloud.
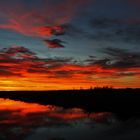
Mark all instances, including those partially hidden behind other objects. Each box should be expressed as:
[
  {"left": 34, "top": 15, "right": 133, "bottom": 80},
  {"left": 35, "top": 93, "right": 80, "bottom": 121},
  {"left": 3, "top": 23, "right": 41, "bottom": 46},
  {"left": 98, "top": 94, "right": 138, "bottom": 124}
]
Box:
[
  {"left": 0, "top": 98, "right": 140, "bottom": 140},
  {"left": 0, "top": 98, "right": 111, "bottom": 125},
  {"left": 0, "top": 98, "right": 113, "bottom": 139}
]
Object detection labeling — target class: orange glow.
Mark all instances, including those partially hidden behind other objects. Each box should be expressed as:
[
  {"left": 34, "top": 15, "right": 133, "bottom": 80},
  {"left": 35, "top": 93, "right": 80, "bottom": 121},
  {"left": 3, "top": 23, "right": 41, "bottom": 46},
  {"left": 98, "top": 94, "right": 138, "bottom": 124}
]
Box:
[
  {"left": 0, "top": 46, "right": 140, "bottom": 90},
  {"left": 0, "top": 98, "right": 52, "bottom": 115},
  {"left": 0, "top": 65, "right": 140, "bottom": 90}
]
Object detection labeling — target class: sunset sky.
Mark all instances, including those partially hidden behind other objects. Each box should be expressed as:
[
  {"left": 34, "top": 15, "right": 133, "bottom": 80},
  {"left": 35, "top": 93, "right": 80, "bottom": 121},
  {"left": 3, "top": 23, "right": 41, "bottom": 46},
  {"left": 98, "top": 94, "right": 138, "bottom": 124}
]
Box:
[{"left": 0, "top": 0, "right": 140, "bottom": 90}]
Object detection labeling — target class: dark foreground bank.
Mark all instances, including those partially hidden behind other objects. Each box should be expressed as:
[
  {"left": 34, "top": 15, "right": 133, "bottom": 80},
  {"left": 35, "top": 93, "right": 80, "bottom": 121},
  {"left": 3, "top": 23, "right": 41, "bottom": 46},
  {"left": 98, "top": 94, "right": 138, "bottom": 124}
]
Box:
[{"left": 0, "top": 88, "right": 140, "bottom": 114}]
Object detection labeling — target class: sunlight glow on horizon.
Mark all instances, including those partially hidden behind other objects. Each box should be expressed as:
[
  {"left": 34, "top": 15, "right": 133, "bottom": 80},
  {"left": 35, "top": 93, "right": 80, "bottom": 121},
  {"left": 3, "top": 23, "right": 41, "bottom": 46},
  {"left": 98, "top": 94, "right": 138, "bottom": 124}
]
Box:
[{"left": 0, "top": 74, "right": 139, "bottom": 91}]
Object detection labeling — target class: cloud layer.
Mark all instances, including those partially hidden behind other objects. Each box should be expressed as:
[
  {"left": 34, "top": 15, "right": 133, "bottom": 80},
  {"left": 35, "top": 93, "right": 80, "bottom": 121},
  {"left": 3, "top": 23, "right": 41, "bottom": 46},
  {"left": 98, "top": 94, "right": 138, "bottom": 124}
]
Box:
[
  {"left": 0, "top": 46, "right": 139, "bottom": 90},
  {"left": 0, "top": 0, "right": 90, "bottom": 37}
]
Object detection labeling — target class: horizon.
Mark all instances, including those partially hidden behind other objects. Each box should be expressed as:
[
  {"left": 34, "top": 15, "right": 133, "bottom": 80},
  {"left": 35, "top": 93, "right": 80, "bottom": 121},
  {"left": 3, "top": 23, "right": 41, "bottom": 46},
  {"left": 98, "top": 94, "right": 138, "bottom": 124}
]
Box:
[{"left": 0, "top": 87, "right": 140, "bottom": 92}]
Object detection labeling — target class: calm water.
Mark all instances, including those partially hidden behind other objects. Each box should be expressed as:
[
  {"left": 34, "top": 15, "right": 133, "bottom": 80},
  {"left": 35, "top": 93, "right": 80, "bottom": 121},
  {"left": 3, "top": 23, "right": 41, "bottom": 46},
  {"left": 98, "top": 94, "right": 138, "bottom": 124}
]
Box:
[{"left": 0, "top": 98, "right": 140, "bottom": 140}]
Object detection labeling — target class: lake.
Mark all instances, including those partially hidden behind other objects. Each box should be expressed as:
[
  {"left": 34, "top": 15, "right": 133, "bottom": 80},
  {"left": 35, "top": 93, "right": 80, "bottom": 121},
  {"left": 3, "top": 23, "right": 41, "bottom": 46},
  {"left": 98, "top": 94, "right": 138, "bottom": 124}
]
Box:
[{"left": 0, "top": 98, "right": 140, "bottom": 140}]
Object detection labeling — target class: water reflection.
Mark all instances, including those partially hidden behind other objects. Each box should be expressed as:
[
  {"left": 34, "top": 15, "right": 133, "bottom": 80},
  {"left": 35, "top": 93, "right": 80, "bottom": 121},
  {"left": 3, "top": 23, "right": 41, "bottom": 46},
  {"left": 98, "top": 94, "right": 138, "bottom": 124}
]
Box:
[{"left": 0, "top": 98, "right": 140, "bottom": 140}]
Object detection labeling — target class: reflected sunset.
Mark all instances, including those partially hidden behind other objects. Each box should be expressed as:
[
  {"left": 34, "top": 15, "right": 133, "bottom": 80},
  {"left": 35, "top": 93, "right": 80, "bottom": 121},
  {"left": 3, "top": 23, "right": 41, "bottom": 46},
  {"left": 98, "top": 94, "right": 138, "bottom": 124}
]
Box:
[{"left": 0, "top": 98, "right": 111, "bottom": 125}]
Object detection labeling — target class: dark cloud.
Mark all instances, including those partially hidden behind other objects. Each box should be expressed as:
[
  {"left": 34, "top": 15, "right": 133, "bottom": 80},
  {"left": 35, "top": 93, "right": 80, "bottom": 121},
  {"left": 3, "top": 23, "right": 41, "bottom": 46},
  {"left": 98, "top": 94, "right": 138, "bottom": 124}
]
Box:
[
  {"left": 87, "top": 47, "right": 140, "bottom": 69},
  {"left": 127, "top": 0, "right": 140, "bottom": 5},
  {"left": 115, "top": 72, "right": 140, "bottom": 77},
  {"left": 4, "top": 46, "right": 34, "bottom": 54},
  {"left": 89, "top": 18, "right": 140, "bottom": 42},
  {"left": 0, "top": 69, "right": 21, "bottom": 76},
  {"left": 0, "top": 46, "right": 36, "bottom": 59},
  {"left": 62, "top": 24, "right": 88, "bottom": 37},
  {"left": 44, "top": 39, "right": 65, "bottom": 48},
  {"left": 0, "top": 46, "right": 73, "bottom": 77},
  {"left": 91, "top": 18, "right": 121, "bottom": 28},
  {"left": 102, "top": 47, "right": 140, "bottom": 68}
]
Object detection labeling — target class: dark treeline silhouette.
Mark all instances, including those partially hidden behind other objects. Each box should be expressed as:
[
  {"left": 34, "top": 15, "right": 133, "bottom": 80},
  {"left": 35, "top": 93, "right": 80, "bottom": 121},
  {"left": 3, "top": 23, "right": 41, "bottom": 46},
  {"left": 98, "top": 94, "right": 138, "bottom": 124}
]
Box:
[{"left": 0, "top": 88, "right": 140, "bottom": 117}]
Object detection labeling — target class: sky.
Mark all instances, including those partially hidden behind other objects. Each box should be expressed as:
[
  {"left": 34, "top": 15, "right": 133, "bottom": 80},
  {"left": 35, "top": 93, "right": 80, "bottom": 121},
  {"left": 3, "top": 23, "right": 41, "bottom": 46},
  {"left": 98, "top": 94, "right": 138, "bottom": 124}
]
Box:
[{"left": 0, "top": 0, "right": 140, "bottom": 90}]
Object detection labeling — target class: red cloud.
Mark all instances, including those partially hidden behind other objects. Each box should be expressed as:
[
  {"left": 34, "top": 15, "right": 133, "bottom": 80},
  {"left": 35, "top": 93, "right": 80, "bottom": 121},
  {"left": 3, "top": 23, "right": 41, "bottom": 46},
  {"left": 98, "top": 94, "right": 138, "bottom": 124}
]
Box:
[
  {"left": 0, "top": 0, "right": 91, "bottom": 37},
  {"left": 44, "top": 39, "right": 65, "bottom": 48},
  {"left": 0, "top": 46, "right": 140, "bottom": 79},
  {"left": 0, "top": 46, "right": 140, "bottom": 89},
  {"left": 38, "top": 25, "right": 65, "bottom": 37}
]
